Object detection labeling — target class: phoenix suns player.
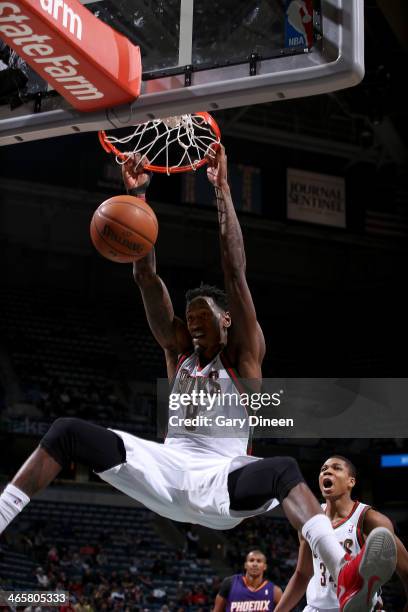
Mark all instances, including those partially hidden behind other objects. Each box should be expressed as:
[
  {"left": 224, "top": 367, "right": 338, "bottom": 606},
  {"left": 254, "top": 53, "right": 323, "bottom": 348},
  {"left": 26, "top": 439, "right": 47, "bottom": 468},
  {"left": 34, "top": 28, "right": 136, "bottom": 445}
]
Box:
[{"left": 214, "top": 549, "right": 283, "bottom": 611}]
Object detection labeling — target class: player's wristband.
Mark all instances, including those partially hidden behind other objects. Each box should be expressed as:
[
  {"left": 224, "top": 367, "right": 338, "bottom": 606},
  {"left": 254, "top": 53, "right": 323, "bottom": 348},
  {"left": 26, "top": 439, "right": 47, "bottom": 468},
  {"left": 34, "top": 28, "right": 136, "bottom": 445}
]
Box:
[
  {"left": 127, "top": 190, "right": 146, "bottom": 201},
  {"left": 126, "top": 173, "right": 153, "bottom": 200}
]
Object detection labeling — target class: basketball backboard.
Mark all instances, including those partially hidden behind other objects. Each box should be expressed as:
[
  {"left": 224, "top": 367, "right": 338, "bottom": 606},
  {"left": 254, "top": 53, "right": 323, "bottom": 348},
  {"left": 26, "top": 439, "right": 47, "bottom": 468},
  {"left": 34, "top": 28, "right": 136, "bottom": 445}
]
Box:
[{"left": 0, "top": 0, "right": 364, "bottom": 146}]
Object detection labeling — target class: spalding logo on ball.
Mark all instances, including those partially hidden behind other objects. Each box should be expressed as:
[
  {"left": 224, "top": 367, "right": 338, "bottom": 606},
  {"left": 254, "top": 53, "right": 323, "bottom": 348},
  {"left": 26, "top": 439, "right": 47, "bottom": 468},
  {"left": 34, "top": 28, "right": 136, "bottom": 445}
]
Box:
[{"left": 90, "top": 195, "right": 158, "bottom": 263}]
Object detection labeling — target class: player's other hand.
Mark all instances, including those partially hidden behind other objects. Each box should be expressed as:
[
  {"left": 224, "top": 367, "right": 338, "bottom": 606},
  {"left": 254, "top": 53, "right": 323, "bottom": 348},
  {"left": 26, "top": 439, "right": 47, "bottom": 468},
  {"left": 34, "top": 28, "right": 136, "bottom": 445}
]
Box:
[
  {"left": 122, "top": 152, "right": 151, "bottom": 192},
  {"left": 206, "top": 144, "right": 228, "bottom": 188}
]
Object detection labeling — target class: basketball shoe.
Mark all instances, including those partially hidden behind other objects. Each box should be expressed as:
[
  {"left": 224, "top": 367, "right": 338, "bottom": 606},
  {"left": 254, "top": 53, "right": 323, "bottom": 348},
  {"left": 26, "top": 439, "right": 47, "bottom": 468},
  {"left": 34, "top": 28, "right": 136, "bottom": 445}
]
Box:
[{"left": 337, "top": 527, "right": 397, "bottom": 611}]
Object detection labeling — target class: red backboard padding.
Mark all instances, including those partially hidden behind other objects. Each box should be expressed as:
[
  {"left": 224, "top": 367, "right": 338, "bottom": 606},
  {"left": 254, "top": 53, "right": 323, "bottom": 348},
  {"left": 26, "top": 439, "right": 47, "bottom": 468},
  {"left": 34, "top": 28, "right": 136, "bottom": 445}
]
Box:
[{"left": 0, "top": 0, "right": 141, "bottom": 111}]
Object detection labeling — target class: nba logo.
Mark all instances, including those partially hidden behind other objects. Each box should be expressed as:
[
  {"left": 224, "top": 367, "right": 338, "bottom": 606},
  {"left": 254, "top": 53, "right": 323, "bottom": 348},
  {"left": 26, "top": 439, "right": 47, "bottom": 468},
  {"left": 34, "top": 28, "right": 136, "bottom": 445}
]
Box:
[
  {"left": 348, "top": 524, "right": 354, "bottom": 533},
  {"left": 284, "top": 0, "right": 313, "bottom": 48}
]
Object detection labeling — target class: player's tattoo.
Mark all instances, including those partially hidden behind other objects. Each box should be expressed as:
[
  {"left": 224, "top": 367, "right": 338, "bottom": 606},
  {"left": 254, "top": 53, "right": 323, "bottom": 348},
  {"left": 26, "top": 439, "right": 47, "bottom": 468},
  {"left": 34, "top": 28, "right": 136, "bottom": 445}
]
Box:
[{"left": 214, "top": 186, "right": 227, "bottom": 225}]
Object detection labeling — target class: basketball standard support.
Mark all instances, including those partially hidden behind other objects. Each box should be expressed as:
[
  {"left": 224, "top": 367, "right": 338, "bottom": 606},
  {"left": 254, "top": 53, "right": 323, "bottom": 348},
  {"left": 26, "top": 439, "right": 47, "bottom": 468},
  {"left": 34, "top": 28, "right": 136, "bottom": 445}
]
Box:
[
  {"left": 178, "top": 0, "right": 194, "bottom": 68},
  {"left": 0, "top": 0, "right": 364, "bottom": 146}
]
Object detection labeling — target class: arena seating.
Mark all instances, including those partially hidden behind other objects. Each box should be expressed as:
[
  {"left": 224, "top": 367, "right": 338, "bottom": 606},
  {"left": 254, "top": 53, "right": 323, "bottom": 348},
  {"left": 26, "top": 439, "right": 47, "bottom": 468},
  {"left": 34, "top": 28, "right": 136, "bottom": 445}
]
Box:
[
  {"left": 2, "top": 496, "right": 404, "bottom": 610},
  {"left": 1, "top": 498, "right": 218, "bottom": 610}
]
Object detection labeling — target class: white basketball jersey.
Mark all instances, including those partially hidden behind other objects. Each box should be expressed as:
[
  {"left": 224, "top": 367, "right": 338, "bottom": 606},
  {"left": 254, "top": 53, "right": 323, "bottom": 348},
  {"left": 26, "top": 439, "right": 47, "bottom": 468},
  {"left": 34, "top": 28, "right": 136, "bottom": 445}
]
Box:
[
  {"left": 101, "top": 349, "right": 278, "bottom": 530},
  {"left": 306, "top": 501, "right": 379, "bottom": 611},
  {"left": 165, "top": 350, "right": 251, "bottom": 458}
]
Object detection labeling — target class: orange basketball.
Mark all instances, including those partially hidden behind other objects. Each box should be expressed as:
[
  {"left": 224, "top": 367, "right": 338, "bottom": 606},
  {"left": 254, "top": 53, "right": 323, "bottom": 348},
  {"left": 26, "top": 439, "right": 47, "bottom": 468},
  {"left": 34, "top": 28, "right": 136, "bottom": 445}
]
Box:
[{"left": 90, "top": 195, "right": 158, "bottom": 263}]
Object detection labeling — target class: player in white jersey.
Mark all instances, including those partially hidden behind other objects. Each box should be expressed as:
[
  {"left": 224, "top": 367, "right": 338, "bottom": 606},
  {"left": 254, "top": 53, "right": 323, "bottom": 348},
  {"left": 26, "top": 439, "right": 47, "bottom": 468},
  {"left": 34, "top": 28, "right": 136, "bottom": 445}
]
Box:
[
  {"left": 275, "top": 455, "right": 408, "bottom": 612},
  {"left": 0, "top": 148, "right": 397, "bottom": 611}
]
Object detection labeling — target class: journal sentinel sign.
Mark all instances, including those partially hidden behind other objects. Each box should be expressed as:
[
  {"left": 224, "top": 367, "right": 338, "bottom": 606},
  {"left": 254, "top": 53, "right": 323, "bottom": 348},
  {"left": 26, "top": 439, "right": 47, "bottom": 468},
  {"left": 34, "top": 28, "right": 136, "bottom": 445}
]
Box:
[{"left": 287, "top": 168, "right": 346, "bottom": 228}]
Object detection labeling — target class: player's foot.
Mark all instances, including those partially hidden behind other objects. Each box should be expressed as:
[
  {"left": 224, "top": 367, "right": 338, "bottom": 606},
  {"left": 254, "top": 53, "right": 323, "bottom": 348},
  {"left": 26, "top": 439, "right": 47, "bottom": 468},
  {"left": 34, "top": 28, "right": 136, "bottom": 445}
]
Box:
[{"left": 337, "top": 527, "right": 397, "bottom": 612}]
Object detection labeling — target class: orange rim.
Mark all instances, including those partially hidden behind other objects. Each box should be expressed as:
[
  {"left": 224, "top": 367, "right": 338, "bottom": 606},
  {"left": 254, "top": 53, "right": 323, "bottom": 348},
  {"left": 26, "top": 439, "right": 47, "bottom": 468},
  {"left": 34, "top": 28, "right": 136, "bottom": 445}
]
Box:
[{"left": 98, "top": 112, "right": 221, "bottom": 173}]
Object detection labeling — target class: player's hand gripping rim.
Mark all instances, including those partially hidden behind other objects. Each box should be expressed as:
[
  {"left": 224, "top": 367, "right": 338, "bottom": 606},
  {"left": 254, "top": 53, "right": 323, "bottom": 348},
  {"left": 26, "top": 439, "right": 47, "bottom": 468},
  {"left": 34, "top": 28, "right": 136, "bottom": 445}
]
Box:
[
  {"left": 207, "top": 144, "right": 228, "bottom": 190},
  {"left": 122, "top": 152, "right": 152, "bottom": 193}
]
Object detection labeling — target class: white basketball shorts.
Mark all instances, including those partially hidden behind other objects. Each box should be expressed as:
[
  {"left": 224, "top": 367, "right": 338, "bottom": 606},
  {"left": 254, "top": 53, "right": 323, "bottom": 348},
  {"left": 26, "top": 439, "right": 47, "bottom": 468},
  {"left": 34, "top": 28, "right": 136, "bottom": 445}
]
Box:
[{"left": 97, "top": 430, "right": 279, "bottom": 530}]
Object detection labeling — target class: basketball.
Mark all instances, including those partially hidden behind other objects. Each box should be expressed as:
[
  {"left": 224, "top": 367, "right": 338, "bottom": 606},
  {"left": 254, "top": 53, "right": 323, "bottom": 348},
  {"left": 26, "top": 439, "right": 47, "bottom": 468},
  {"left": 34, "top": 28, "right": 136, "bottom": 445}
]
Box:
[{"left": 90, "top": 195, "right": 158, "bottom": 263}]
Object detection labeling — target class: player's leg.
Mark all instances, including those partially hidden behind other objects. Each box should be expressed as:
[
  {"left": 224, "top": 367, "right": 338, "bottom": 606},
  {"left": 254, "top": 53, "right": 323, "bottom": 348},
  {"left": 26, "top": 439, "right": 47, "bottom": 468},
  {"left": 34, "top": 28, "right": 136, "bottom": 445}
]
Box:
[
  {"left": 0, "top": 418, "right": 126, "bottom": 534},
  {"left": 228, "top": 457, "right": 396, "bottom": 612},
  {"left": 228, "top": 457, "right": 315, "bottom": 522},
  {"left": 228, "top": 457, "right": 345, "bottom": 579}
]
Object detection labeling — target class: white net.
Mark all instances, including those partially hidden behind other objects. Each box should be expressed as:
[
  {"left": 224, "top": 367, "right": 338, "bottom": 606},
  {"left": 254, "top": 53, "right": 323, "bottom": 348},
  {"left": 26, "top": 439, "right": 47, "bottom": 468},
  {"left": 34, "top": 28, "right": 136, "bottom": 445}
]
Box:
[{"left": 101, "top": 113, "right": 220, "bottom": 174}]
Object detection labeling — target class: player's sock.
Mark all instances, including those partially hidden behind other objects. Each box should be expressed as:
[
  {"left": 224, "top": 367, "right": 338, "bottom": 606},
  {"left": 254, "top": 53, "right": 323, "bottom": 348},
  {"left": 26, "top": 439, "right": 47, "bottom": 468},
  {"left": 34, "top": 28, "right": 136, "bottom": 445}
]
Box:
[
  {"left": 0, "top": 483, "right": 30, "bottom": 534},
  {"left": 302, "top": 514, "right": 345, "bottom": 581}
]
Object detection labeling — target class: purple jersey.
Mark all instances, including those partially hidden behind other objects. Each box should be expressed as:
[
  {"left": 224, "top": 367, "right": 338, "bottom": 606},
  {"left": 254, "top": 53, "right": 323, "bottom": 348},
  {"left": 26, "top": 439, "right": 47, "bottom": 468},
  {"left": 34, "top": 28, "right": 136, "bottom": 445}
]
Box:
[{"left": 225, "top": 575, "right": 275, "bottom": 611}]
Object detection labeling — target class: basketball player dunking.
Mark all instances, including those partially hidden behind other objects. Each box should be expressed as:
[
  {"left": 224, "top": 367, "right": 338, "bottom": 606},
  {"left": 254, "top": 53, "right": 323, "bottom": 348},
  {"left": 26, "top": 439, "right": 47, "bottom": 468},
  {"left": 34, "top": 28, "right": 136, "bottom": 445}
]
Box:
[
  {"left": 214, "top": 549, "right": 283, "bottom": 611},
  {"left": 274, "top": 456, "right": 408, "bottom": 612},
  {"left": 0, "top": 146, "right": 397, "bottom": 611}
]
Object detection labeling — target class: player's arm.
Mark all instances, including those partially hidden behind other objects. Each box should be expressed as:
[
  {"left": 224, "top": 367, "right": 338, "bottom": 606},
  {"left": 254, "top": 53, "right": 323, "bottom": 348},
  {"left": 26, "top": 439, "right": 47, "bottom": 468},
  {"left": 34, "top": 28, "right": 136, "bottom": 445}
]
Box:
[
  {"left": 274, "top": 536, "right": 314, "bottom": 612},
  {"left": 207, "top": 146, "right": 265, "bottom": 373},
  {"left": 213, "top": 594, "right": 227, "bottom": 612},
  {"left": 273, "top": 585, "right": 283, "bottom": 604},
  {"left": 133, "top": 250, "right": 191, "bottom": 376},
  {"left": 122, "top": 155, "right": 191, "bottom": 378},
  {"left": 363, "top": 509, "right": 408, "bottom": 610},
  {"left": 213, "top": 576, "right": 233, "bottom": 612}
]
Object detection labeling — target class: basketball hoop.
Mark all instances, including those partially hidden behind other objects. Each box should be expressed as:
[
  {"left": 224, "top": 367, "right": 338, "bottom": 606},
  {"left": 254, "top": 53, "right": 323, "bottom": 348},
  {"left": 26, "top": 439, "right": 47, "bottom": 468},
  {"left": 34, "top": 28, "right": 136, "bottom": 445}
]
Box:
[{"left": 98, "top": 112, "right": 221, "bottom": 175}]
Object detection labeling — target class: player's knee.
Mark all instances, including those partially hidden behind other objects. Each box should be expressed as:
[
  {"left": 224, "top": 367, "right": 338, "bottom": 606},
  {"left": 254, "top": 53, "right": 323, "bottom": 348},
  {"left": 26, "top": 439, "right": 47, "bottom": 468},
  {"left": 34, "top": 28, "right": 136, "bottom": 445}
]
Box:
[
  {"left": 272, "top": 456, "right": 304, "bottom": 501},
  {"left": 279, "top": 456, "right": 301, "bottom": 474},
  {"left": 40, "top": 417, "right": 83, "bottom": 467},
  {"left": 47, "top": 417, "right": 80, "bottom": 437}
]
